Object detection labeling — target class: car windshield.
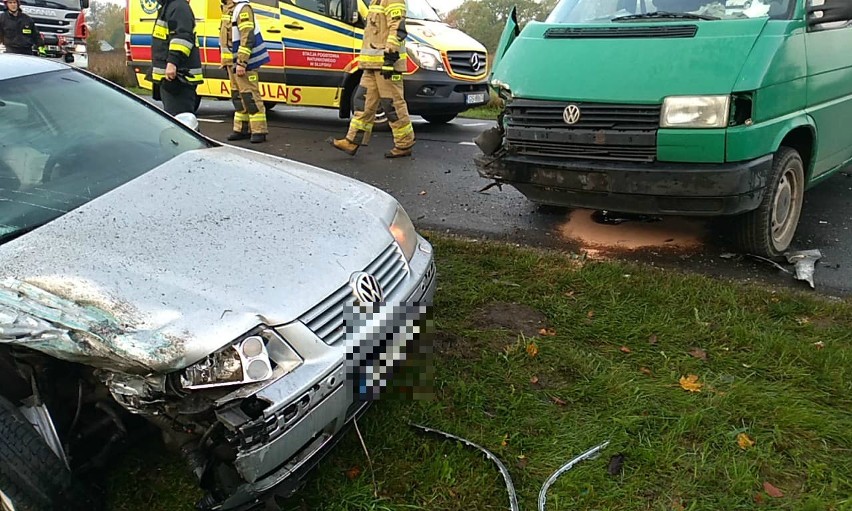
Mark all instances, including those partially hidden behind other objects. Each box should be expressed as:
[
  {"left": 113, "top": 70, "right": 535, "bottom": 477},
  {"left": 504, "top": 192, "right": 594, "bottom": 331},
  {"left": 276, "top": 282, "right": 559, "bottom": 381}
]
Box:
[
  {"left": 407, "top": 0, "right": 441, "bottom": 21},
  {"left": 546, "top": 0, "right": 793, "bottom": 22},
  {"left": 19, "top": 0, "right": 81, "bottom": 11},
  {"left": 0, "top": 68, "right": 209, "bottom": 244}
]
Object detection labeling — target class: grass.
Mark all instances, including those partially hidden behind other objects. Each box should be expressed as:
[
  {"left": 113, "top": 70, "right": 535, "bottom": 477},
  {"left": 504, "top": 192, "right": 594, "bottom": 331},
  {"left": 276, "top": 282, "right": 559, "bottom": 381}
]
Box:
[
  {"left": 87, "top": 51, "right": 137, "bottom": 89},
  {"left": 106, "top": 233, "right": 852, "bottom": 511},
  {"left": 460, "top": 91, "right": 503, "bottom": 120}
]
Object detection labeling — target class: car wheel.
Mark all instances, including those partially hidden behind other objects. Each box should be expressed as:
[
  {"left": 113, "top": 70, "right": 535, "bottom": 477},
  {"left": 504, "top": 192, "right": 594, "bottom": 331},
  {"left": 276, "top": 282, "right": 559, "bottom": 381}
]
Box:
[
  {"left": 351, "top": 85, "right": 390, "bottom": 131},
  {"left": 422, "top": 113, "right": 457, "bottom": 124},
  {"left": 736, "top": 147, "right": 805, "bottom": 258},
  {"left": 0, "top": 396, "right": 91, "bottom": 511}
]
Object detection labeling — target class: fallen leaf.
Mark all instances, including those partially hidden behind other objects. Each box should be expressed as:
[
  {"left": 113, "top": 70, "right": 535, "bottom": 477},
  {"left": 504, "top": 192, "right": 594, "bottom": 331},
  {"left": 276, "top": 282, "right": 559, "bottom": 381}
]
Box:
[
  {"left": 649, "top": 334, "right": 658, "bottom": 345},
  {"left": 671, "top": 498, "right": 686, "bottom": 511},
  {"left": 754, "top": 492, "right": 764, "bottom": 505},
  {"left": 814, "top": 341, "right": 825, "bottom": 350},
  {"left": 538, "top": 328, "right": 557, "bottom": 337},
  {"left": 526, "top": 342, "right": 539, "bottom": 357},
  {"left": 448, "top": 488, "right": 458, "bottom": 498},
  {"left": 737, "top": 433, "right": 755, "bottom": 450},
  {"left": 530, "top": 375, "right": 540, "bottom": 385},
  {"left": 688, "top": 347, "right": 708, "bottom": 361},
  {"left": 607, "top": 454, "right": 625, "bottom": 475},
  {"left": 345, "top": 466, "right": 361, "bottom": 480},
  {"left": 550, "top": 396, "right": 567, "bottom": 406},
  {"left": 679, "top": 374, "right": 703, "bottom": 392},
  {"left": 620, "top": 346, "right": 632, "bottom": 354},
  {"left": 516, "top": 454, "right": 529, "bottom": 469},
  {"left": 763, "top": 482, "right": 784, "bottom": 498},
  {"left": 640, "top": 367, "right": 653, "bottom": 376},
  {"left": 564, "top": 290, "right": 576, "bottom": 299},
  {"left": 587, "top": 310, "right": 596, "bottom": 319},
  {"left": 418, "top": 190, "right": 427, "bottom": 196},
  {"left": 501, "top": 434, "right": 509, "bottom": 447}
]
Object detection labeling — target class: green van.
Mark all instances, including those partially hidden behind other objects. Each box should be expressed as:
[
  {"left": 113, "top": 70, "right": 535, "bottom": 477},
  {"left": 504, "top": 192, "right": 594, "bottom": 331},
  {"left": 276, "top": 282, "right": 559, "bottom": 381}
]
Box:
[{"left": 474, "top": 0, "right": 852, "bottom": 257}]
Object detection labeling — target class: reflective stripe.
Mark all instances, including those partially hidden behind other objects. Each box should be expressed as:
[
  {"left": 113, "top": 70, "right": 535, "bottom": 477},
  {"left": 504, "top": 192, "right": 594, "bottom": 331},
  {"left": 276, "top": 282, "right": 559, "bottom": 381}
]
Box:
[
  {"left": 221, "top": 50, "right": 233, "bottom": 57},
  {"left": 152, "top": 72, "right": 165, "bottom": 80},
  {"left": 186, "top": 74, "right": 204, "bottom": 83},
  {"left": 368, "top": 5, "right": 384, "bottom": 12},
  {"left": 189, "top": 67, "right": 203, "bottom": 75},
  {"left": 169, "top": 38, "right": 193, "bottom": 56},
  {"left": 238, "top": 47, "right": 251, "bottom": 55},
  {"left": 392, "top": 123, "right": 414, "bottom": 137},
  {"left": 235, "top": 112, "right": 249, "bottom": 121},
  {"left": 386, "top": 35, "right": 400, "bottom": 46},
  {"left": 250, "top": 113, "right": 266, "bottom": 122},
  {"left": 238, "top": 21, "right": 254, "bottom": 30},
  {"left": 351, "top": 118, "right": 373, "bottom": 132},
  {"left": 22, "top": 29, "right": 32, "bottom": 34}
]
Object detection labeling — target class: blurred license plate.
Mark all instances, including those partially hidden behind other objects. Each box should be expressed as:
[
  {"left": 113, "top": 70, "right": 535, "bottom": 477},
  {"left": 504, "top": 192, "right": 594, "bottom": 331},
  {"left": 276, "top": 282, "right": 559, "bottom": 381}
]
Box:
[
  {"left": 47, "top": 45, "right": 60, "bottom": 51},
  {"left": 466, "top": 93, "right": 486, "bottom": 105}
]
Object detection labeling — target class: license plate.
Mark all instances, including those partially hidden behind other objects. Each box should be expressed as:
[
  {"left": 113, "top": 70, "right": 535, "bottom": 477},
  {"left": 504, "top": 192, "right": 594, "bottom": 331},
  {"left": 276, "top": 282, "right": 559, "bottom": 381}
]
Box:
[
  {"left": 47, "top": 45, "right": 60, "bottom": 51},
  {"left": 466, "top": 93, "right": 486, "bottom": 105}
]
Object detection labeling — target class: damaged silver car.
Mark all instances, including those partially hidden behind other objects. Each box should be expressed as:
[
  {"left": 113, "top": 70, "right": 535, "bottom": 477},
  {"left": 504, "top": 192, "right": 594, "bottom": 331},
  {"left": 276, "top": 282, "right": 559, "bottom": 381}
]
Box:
[{"left": 0, "top": 55, "right": 436, "bottom": 511}]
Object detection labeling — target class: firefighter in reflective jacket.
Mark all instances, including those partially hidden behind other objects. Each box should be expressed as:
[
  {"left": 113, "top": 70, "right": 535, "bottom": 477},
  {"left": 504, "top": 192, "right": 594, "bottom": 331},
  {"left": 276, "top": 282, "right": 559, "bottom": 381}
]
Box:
[
  {"left": 328, "top": 0, "right": 414, "bottom": 158},
  {"left": 220, "top": 0, "right": 270, "bottom": 143},
  {"left": 149, "top": 0, "right": 204, "bottom": 116},
  {"left": 0, "top": 0, "right": 44, "bottom": 55}
]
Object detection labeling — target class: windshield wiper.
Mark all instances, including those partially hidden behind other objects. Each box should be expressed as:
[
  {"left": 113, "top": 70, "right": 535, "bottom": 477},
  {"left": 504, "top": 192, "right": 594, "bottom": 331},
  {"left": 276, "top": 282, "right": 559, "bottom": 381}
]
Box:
[{"left": 612, "top": 11, "right": 719, "bottom": 21}]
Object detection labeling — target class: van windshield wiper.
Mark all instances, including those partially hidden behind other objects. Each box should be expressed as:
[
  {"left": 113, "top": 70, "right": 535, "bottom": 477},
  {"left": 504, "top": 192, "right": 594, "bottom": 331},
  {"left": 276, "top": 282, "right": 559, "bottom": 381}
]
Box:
[{"left": 612, "top": 11, "right": 720, "bottom": 21}]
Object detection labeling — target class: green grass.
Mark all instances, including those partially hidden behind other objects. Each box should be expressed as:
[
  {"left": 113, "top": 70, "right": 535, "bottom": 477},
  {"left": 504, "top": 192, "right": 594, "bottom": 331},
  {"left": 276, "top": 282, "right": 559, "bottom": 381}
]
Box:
[
  {"left": 126, "top": 86, "right": 151, "bottom": 96},
  {"left": 106, "top": 233, "right": 852, "bottom": 511},
  {"left": 459, "top": 104, "right": 501, "bottom": 120}
]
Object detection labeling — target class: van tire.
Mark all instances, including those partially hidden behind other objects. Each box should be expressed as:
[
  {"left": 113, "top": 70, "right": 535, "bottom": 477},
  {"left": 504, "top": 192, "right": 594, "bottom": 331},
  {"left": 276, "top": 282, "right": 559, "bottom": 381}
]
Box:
[
  {"left": 350, "top": 85, "right": 389, "bottom": 131},
  {"left": 736, "top": 147, "right": 804, "bottom": 258},
  {"left": 422, "top": 113, "right": 457, "bottom": 124},
  {"left": 0, "top": 396, "right": 92, "bottom": 511}
]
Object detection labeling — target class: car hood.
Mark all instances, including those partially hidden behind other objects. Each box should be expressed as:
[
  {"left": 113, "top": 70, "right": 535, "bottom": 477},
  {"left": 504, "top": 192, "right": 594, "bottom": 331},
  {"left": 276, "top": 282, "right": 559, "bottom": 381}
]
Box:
[
  {"left": 0, "top": 146, "right": 399, "bottom": 373},
  {"left": 407, "top": 19, "right": 486, "bottom": 52},
  {"left": 492, "top": 18, "right": 769, "bottom": 102}
]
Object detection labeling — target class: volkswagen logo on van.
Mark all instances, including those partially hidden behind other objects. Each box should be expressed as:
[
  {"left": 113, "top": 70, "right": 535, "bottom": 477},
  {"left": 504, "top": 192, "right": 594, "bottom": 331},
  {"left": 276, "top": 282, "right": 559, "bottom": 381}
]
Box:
[
  {"left": 350, "top": 272, "right": 384, "bottom": 303},
  {"left": 563, "top": 104, "right": 581, "bottom": 125},
  {"left": 470, "top": 53, "right": 482, "bottom": 72}
]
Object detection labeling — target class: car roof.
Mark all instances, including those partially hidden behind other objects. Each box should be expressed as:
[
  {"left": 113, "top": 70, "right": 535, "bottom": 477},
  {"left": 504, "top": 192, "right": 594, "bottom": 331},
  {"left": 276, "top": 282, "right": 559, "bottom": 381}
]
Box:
[{"left": 0, "top": 54, "right": 69, "bottom": 81}]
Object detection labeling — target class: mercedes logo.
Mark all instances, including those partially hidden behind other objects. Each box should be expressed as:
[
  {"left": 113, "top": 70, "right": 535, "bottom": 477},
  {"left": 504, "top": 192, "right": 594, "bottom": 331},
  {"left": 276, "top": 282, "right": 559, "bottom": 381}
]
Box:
[
  {"left": 470, "top": 53, "right": 482, "bottom": 72},
  {"left": 349, "top": 272, "right": 384, "bottom": 303},
  {"left": 563, "top": 104, "right": 581, "bottom": 125}
]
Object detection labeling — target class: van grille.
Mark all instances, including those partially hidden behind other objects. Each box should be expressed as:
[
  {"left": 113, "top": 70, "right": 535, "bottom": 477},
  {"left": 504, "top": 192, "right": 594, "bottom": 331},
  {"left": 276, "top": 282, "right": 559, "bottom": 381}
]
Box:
[
  {"left": 544, "top": 25, "right": 697, "bottom": 39},
  {"left": 506, "top": 99, "right": 661, "bottom": 163},
  {"left": 298, "top": 243, "right": 409, "bottom": 345},
  {"left": 446, "top": 50, "right": 487, "bottom": 77}
]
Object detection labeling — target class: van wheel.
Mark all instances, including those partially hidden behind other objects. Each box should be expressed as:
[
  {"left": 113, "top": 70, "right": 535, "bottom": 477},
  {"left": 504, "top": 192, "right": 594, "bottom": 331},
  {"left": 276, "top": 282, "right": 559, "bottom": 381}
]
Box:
[
  {"left": 350, "top": 85, "right": 389, "bottom": 131},
  {"left": 736, "top": 147, "right": 804, "bottom": 258},
  {"left": 422, "top": 113, "right": 457, "bottom": 124},
  {"left": 0, "top": 396, "right": 92, "bottom": 511}
]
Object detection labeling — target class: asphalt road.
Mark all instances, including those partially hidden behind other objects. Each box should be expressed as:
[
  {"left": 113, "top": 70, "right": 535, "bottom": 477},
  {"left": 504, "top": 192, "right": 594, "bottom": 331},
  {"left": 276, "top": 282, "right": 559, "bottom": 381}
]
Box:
[{"left": 187, "top": 99, "right": 852, "bottom": 297}]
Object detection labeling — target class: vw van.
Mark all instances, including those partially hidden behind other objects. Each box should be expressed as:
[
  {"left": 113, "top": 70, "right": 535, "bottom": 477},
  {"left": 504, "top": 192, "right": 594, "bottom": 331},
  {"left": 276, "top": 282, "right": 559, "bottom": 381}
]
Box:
[
  {"left": 475, "top": 0, "right": 852, "bottom": 257},
  {"left": 126, "top": 0, "right": 490, "bottom": 125}
]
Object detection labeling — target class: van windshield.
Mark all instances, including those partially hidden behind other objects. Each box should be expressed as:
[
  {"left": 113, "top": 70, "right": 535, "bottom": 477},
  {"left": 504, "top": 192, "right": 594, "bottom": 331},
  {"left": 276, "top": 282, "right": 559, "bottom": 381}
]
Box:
[
  {"left": 19, "top": 0, "right": 81, "bottom": 11},
  {"left": 407, "top": 0, "right": 441, "bottom": 21},
  {"left": 546, "top": 0, "right": 793, "bottom": 22}
]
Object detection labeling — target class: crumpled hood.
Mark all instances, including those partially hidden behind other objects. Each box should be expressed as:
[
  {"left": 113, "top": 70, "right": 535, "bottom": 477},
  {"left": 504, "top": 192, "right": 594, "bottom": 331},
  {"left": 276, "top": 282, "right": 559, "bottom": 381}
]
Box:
[
  {"left": 0, "top": 146, "right": 399, "bottom": 373},
  {"left": 492, "top": 18, "right": 769, "bottom": 103},
  {"left": 407, "top": 19, "right": 486, "bottom": 52}
]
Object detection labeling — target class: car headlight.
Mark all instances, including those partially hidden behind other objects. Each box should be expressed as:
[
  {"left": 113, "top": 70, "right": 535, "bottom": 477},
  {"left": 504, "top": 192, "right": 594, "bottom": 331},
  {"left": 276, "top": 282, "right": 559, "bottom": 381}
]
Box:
[
  {"left": 490, "top": 79, "right": 513, "bottom": 100},
  {"left": 181, "top": 330, "right": 302, "bottom": 389},
  {"left": 660, "top": 95, "right": 730, "bottom": 128},
  {"left": 389, "top": 204, "right": 417, "bottom": 261},
  {"left": 408, "top": 42, "right": 444, "bottom": 72}
]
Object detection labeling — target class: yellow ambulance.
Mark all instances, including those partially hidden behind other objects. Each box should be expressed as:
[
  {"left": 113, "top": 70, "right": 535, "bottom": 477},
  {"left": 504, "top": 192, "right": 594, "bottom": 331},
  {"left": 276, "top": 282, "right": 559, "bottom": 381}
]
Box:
[{"left": 125, "top": 0, "right": 489, "bottom": 124}]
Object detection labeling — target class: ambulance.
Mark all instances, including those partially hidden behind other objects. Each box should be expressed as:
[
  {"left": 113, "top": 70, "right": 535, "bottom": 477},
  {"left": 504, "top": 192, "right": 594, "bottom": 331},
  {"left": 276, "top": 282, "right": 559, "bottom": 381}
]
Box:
[{"left": 125, "top": 0, "right": 490, "bottom": 125}]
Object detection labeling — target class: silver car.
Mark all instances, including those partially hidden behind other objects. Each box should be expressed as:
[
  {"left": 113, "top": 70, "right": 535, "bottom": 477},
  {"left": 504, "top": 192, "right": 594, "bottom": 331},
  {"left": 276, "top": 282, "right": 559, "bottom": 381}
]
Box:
[{"left": 0, "top": 55, "right": 436, "bottom": 511}]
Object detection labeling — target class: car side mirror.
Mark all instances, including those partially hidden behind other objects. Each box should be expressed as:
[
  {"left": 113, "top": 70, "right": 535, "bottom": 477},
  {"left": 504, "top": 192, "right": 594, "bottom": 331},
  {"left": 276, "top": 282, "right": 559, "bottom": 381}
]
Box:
[
  {"left": 807, "top": 0, "right": 852, "bottom": 26},
  {"left": 175, "top": 112, "right": 200, "bottom": 131}
]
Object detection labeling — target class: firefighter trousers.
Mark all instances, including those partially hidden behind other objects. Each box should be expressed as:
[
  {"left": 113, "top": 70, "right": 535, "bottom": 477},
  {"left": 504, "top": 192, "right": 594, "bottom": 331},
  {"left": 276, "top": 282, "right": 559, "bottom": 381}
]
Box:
[
  {"left": 346, "top": 69, "right": 414, "bottom": 149},
  {"left": 228, "top": 67, "right": 267, "bottom": 134}
]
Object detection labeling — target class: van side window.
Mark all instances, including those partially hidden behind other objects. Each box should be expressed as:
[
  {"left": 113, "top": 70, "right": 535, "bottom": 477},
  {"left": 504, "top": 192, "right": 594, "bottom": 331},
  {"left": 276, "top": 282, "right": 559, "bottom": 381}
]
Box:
[
  {"left": 254, "top": 0, "right": 278, "bottom": 7},
  {"left": 289, "top": 0, "right": 345, "bottom": 20}
]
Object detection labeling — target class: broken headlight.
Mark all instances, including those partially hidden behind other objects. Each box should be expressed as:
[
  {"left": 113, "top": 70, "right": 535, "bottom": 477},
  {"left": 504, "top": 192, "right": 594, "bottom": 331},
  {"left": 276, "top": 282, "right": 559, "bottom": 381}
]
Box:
[{"left": 181, "top": 329, "right": 303, "bottom": 389}]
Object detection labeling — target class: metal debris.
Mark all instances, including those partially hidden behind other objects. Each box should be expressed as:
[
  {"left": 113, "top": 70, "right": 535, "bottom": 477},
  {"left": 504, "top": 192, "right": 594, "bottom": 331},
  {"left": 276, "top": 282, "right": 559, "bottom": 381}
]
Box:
[
  {"left": 746, "top": 254, "right": 793, "bottom": 274},
  {"left": 478, "top": 181, "right": 504, "bottom": 193},
  {"left": 786, "top": 249, "right": 822, "bottom": 289},
  {"left": 410, "top": 423, "right": 520, "bottom": 511},
  {"left": 538, "top": 440, "right": 610, "bottom": 511}
]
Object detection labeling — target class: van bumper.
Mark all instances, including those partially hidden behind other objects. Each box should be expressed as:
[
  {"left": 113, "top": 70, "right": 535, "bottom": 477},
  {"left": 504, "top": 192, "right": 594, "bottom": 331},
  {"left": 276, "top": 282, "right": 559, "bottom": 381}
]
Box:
[
  {"left": 404, "top": 69, "right": 489, "bottom": 116},
  {"left": 475, "top": 153, "right": 775, "bottom": 216}
]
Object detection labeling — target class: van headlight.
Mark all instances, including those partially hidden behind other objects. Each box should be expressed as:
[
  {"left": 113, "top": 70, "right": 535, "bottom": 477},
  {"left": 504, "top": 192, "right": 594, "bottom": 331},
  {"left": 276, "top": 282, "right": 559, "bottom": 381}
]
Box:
[
  {"left": 490, "top": 79, "right": 512, "bottom": 100},
  {"left": 389, "top": 204, "right": 417, "bottom": 261},
  {"left": 660, "top": 95, "right": 730, "bottom": 128},
  {"left": 408, "top": 42, "right": 444, "bottom": 72}
]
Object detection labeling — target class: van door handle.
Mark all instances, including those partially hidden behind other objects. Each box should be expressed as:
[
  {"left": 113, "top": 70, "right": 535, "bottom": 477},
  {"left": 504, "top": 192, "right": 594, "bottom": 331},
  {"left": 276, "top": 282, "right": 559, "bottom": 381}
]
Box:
[
  {"left": 284, "top": 22, "right": 304, "bottom": 30},
  {"left": 268, "top": 28, "right": 281, "bottom": 33}
]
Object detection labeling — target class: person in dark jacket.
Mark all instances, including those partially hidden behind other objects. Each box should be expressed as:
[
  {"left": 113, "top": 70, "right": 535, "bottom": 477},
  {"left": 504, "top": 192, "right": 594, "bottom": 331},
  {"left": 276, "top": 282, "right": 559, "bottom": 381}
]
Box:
[
  {"left": 0, "top": 0, "right": 44, "bottom": 55},
  {"left": 149, "top": 0, "right": 203, "bottom": 115}
]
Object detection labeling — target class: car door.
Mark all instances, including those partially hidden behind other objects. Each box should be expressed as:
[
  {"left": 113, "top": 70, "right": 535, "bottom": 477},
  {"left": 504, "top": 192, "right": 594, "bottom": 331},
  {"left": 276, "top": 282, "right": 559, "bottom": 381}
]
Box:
[{"left": 280, "top": 0, "right": 359, "bottom": 107}]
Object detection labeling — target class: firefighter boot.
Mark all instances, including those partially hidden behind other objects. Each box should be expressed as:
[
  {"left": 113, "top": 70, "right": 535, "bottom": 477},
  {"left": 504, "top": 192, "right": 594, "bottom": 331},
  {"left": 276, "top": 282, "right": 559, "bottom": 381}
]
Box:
[
  {"left": 384, "top": 145, "right": 412, "bottom": 158},
  {"left": 228, "top": 126, "right": 250, "bottom": 141},
  {"left": 250, "top": 133, "right": 267, "bottom": 144},
  {"left": 327, "top": 137, "right": 359, "bottom": 156}
]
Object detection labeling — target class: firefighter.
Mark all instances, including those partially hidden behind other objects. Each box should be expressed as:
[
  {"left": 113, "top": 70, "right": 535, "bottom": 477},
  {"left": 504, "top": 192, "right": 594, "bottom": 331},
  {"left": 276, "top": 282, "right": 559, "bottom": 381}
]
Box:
[
  {"left": 149, "top": 0, "right": 203, "bottom": 116},
  {"left": 328, "top": 0, "right": 414, "bottom": 158},
  {"left": 220, "top": 0, "right": 270, "bottom": 143},
  {"left": 0, "top": 0, "right": 44, "bottom": 55}
]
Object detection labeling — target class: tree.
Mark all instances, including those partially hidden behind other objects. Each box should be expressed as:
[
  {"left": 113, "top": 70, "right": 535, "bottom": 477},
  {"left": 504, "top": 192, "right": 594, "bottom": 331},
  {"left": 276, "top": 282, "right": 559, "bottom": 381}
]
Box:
[
  {"left": 446, "top": 0, "right": 557, "bottom": 52},
  {"left": 86, "top": 2, "right": 125, "bottom": 52}
]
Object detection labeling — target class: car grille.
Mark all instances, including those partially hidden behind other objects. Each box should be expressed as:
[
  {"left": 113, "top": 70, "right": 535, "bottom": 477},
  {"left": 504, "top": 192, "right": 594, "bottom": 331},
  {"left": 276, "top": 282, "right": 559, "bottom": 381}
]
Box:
[
  {"left": 31, "top": 14, "right": 78, "bottom": 36},
  {"left": 446, "top": 50, "right": 487, "bottom": 77},
  {"left": 298, "top": 243, "right": 409, "bottom": 345},
  {"left": 544, "top": 25, "right": 698, "bottom": 39},
  {"left": 505, "top": 99, "right": 661, "bottom": 163}
]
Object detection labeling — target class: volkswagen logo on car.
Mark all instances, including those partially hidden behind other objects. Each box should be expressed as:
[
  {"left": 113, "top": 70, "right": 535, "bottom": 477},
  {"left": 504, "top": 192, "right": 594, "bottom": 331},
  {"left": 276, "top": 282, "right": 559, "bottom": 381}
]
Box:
[
  {"left": 349, "top": 272, "right": 384, "bottom": 303},
  {"left": 563, "top": 104, "right": 581, "bottom": 125}
]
